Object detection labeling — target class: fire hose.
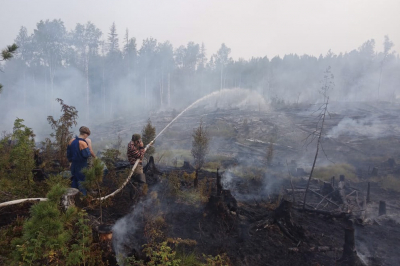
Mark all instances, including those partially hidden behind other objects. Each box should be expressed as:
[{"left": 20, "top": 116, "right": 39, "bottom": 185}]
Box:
[{"left": 95, "top": 140, "right": 154, "bottom": 201}]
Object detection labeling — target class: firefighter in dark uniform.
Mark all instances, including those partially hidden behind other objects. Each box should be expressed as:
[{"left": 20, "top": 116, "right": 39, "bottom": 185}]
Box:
[{"left": 67, "top": 126, "right": 92, "bottom": 195}]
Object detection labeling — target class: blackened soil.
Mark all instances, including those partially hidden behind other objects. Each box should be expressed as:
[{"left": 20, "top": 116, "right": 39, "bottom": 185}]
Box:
[{"left": 163, "top": 197, "right": 350, "bottom": 266}]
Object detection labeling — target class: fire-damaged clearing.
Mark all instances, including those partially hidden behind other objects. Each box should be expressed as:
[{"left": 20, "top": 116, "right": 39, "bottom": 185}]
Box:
[
  {"left": 2, "top": 101, "right": 400, "bottom": 265},
  {"left": 101, "top": 160, "right": 400, "bottom": 266},
  {"left": 93, "top": 102, "right": 400, "bottom": 266}
]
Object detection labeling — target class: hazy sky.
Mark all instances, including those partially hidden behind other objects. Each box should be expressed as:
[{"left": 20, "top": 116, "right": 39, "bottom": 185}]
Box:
[{"left": 1, "top": 0, "right": 399, "bottom": 59}]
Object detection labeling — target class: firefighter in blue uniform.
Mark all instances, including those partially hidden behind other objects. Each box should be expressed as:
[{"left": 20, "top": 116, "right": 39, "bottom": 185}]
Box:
[{"left": 67, "top": 126, "right": 92, "bottom": 195}]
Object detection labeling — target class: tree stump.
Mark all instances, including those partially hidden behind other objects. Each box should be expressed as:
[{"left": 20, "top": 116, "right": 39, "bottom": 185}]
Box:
[
  {"left": 340, "top": 227, "right": 357, "bottom": 265},
  {"left": 387, "top": 158, "right": 396, "bottom": 168},
  {"left": 274, "top": 200, "right": 294, "bottom": 227},
  {"left": 97, "top": 224, "right": 114, "bottom": 256},
  {"left": 379, "top": 201, "right": 386, "bottom": 216},
  {"left": 144, "top": 156, "right": 162, "bottom": 175},
  {"left": 62, "top": 188, "right": 81, "bottom": 210},
  {"left": 216, "top": 168, "right": 222, "bottom": 195},
  {"left": 371, "top": 167, "right": 378, "bottom": 176},
  {"left": 321, "top": 181, "right": 334, "bottom": 195},
  {"left": 182, "top": 161, "right": 195, "bottom": 171}
]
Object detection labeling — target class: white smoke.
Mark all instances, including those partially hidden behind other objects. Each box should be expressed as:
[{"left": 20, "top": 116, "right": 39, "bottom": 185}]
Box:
[{"left": 327, "top": 116, "right": 397, "bottom": 139}]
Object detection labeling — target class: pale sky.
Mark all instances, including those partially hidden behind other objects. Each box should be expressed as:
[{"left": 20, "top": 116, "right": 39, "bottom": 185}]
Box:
[{"left": 1, "top": 0, "right": 399, "bottom": 59}]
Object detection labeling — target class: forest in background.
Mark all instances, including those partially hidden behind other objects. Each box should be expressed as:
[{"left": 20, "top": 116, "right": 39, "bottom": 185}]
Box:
[{"left": 0, "top": 19, "right": 399, "bottom": 132}]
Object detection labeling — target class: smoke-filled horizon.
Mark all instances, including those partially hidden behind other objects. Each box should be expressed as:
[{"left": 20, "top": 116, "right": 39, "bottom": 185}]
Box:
[
  {"left": 1, "top": 0, "right": 400, "bottom": 59},
  {"left": 0, "top": 19, "right": 399, "bottom": 138}
]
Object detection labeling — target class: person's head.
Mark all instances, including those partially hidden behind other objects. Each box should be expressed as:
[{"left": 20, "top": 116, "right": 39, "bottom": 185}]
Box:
[
  {"left": 79, "top": 126, "right": 91, "bottom": 138},
  {"left": 132, "top": 134, "right": 141, "bottom": 145}
]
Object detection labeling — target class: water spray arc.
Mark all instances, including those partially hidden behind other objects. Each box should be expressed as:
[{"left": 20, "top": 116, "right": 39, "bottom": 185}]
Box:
[
  {"left": 0, "top": 88, "right": 265, "bottom": 206},
  {"left": 97, "top": 88, "right": 249, "bottom": 201}
]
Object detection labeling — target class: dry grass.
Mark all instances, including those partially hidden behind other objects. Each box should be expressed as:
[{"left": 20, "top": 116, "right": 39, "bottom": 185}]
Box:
[
  {"left": 379, "top": 175, "right": 400, "bottom": 192},
  {"left": 312, "top": 163, "right": 359, "bottom": 182},
  {"left": 154, "top": 149, "right": 192, "bottom": 167}
]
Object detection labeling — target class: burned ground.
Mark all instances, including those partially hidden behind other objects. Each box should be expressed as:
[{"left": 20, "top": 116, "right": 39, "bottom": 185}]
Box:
[{"left": 1, "top": 102, "right": 400, "bottom": 265}]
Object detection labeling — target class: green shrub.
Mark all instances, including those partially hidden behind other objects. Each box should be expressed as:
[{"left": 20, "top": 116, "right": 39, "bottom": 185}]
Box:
[
  {"left": 203, "top": 253, "right": 231, "bottom": 266},
  {"left": 11, "top": 184, "right": 100, "bottom": 265},
  {"left": 175, "top": 251, "right": 202, "bottom": 266},
  {"left": 208, "top": 120, "right": 236, "bottom": 138},
  {"left": 166, "top": 172, "right": 181, "bottom": 196},
  {"left": 82, "top": 157, "right": 107, "bottom": 222},
  {"left": 124, "top": 241, "right": 181, "bottom": 266},
  {"left": 0, "top": 216, "right": 25, "bottom": 263}
]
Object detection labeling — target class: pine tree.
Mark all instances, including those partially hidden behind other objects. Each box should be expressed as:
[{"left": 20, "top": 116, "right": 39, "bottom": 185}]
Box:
[
  {"left": 82, "top": 158, "right": 105, "bottom": 222},
  {"left": 191, "top": 119, "right": 210, "bottom": 188},
  {"left": 12, "top": 184, "right": 95, "bottom": 265},
  {"left": 142, "top": 118, "right": 156, "bottom": 161},
  {"left": 108, "top": 22, "right": 119, "bottom": 53},
  {"left": 10, "top": 118, "right": 35, "bottom": 189},
  {"left": 46, "top": 98, "right": 78, "bottom": 169},
  {"left": 0, "top": 43, "right": 18, "bottom": 92}
]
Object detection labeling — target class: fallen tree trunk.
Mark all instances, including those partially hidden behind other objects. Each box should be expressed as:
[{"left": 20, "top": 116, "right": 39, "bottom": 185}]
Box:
[
  {"left": 0, "top": 198, "right": 48, "bottom": 208},
  {"left": 295, "top": 207, "right": 348, "bottom": 218},
  {"left": 286, "top": 189, "right": 320, "bottom": 194},
  {"left": 289, "top": 246, "right": 343, "bottom": 252}
]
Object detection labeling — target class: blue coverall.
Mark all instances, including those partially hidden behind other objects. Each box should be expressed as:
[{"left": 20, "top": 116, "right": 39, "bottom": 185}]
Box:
[{"left": 67, "top": 137, "right": 91, "bottom": 195}]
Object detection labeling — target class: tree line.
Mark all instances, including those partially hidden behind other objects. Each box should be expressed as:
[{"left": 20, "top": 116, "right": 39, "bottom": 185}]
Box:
[{"left": 1, "top": 19, "right": 399, "bottom": 123}]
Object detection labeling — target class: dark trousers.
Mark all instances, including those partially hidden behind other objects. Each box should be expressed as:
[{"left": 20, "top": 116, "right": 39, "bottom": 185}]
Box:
[{"left": 71, "top": 161, "right": 88, "bottom": 195}]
